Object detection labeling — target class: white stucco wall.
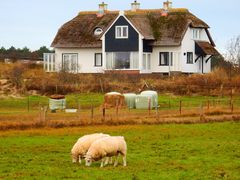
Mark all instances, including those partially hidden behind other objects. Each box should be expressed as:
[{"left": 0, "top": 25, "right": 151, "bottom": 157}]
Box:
[
  {"left": 53, "top": 28, "right": 213, "bottom": 74},
  {"left": 151, "top": 46, "right": 181, "bottom": 73},
  {"left": 55, "top": 48, "right": 103, "bottom": 73},
  {"left": 181, "top": 27, "right": 212, "bottom": 74}
]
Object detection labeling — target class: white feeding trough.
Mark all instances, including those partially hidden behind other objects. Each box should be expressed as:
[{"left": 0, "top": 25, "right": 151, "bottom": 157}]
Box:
[
  {"left": 65, "top": 109, "right": 78, "bottom": 113},
  {"left": 49, "top": 95, "right": 66, "bottom": 111}
]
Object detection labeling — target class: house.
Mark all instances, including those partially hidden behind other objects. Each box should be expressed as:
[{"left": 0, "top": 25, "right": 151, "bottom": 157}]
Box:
[{"left": 44, "top": 1, "right": 219, "bottom": 74}]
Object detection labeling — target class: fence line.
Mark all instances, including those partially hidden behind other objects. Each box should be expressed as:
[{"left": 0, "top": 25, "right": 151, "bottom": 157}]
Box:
[{"left": 1, "top": 96, "right": 240, "bottom": 125}]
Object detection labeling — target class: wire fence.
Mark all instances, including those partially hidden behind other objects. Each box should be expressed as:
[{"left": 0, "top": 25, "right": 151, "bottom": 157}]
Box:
[{"left": 0, "top": 96, "right": 240, "bottom": 125}]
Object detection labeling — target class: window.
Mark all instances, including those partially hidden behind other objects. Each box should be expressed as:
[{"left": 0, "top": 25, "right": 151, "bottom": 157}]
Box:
[
  {"left": 115, "top": 52, "right": 130, "bottom": 69},
  {"left": 62, "top": 53, "right": 78, "bottom": 72},
  {"left": 44, "top": 53, "right": 55, "bottom": 72},
  {"left": 106, "top": 52, "right": 138, "bottom": 70},
  {"left": 143, "top": 53, "right": 151, "bottom": 70},
  {"left": 95, "top": 53, "right": 102, "bottom": 67},
  {"left": 94, "top": 28, "right": 103, "bottom": 36},
  {"left": 192, "top": 29, "right": 201, "bottom": 39},
  {"left": 187, "top": 52, "right": 193, "bottom": 64},
  {"left": 159, "top": 52, "right": 172, "bottom": 66},
  {"left": 115, "top": 26, "right": 128, "bottom": 39}
]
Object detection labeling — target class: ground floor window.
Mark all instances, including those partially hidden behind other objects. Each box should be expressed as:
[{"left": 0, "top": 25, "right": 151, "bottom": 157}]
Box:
[
  {"left": 143, "top": 53, "right": 151, "bottom": 70},
  {"left": 106, "top": 52, "right": 138, "bottom": 70},
  {"left": 187, "top": 52, "right": 193, "bottom": 64},
  {"left": 43, "top": 53, "right": 55, "bottom": 72},
  {"left": 62, "top": 53, "right": 78, "bottom": 72},
  {"left": 159, "top": 52, "right": 173, "bottom": 66},
  {"left": 94, "top": 53, "right": 102, "bottom": 67}
]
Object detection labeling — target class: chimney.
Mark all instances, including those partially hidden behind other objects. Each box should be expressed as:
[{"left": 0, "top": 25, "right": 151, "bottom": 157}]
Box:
[
  {"left": 99, "top": 2, "right": 108, "bottom": 15},
  {"left": 163, "top": 0, "right": 172, "bottom": 11},
  {"left": 131, "top": 0, "right": 140, "bottom": 12}
]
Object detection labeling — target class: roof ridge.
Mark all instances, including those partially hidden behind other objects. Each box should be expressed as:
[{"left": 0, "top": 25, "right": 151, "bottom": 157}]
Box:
[
  {"left": 79, "top": 10, "right": 119, "bottom": 15},
  {"left": 78, "top": 8, "right": 189, "bottom": 15}
]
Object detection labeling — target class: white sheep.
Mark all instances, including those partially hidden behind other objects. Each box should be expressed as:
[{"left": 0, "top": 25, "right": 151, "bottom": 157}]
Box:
[
  {"left": 85, "top": 136, "right": 127, "bottom": 167},
  {"left": 71, "top": 133, "right": 110, "bottom": 164}
]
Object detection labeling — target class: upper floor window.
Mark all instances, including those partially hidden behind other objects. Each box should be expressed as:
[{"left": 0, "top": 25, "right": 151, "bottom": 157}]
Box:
[
  {"left": 192, "top": 29, "right": 201, "bottom": 40},
  {"left": 94, "top": 28, "right": 103, "bottom": 36},
  {"left": 187, "top": 52, "right": 193, "bottom": 64},
  {"left": 115, "top": 26, "right": 128, "bottom": 39}
]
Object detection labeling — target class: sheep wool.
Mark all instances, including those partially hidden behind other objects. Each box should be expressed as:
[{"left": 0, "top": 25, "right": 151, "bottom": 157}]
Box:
[
  {"left": 71, "top": 133, "right": 110, "bottom": 163},
  {"left": 85, "top": 136, "right": 127, "bottom": 167}
]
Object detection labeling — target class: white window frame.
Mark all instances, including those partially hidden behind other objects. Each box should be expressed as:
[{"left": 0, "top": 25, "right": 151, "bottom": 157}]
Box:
[
  {"left": 192, "top": 28, "right": 201, "bottom": 40},
  {"left": 159, "top": 52, "right": 173, "bottom": 66},
  {"left": 94, "top": 28, "right": 103, "bottom": 36},
  {"left": 44, "top": 53, "right": 55, "bottom": 72},
  {"left": 115, "top": 26, "right": 128, "bottom": 39},
  {"left": 94, "top": 53, "right": 102, "bottom": 67},
  {"left": 187, "top": 52, "right": 193, "bottom": 64},
  {"left": 106, "top": 52, "right": 139, "bottom": 70},
  {"left": 62, "top": 53, "right": 78, "bottom": 73},
  {"left": 143, "top": 53, "right": 151, "bottom": 70}
]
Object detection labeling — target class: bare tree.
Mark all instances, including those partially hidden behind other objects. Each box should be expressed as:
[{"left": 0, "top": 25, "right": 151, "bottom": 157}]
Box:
[{"left": 226, "top": 35, "right": 240, "bottom": 67}]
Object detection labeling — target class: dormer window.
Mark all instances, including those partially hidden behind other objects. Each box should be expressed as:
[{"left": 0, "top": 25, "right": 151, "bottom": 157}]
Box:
[
  {"left": 94, "top": 28, "right": 103, "bottom": 36},
  {"left": 115, "top": 26, "right": 128, "bottom": 39},
  {"left": 192, "top": 28, "right": 201, "bottom": 40}
]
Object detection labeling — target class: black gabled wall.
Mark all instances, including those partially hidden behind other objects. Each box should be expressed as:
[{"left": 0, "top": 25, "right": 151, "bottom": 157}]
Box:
[
  {"left": 105, "top": 16, "right": 139, "bottom": 52},
  {"left": 143, "top": 40, "right": 153, "bottom": 53}
]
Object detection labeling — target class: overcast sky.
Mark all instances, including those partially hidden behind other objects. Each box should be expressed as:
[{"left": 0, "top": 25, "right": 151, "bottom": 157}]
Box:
[{"left": 0, "top": 0, "right": 239, "bottom": 53}]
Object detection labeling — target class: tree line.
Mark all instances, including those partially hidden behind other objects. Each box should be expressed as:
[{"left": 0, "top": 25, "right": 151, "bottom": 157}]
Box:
[{"left": 0, "top": 46, "right": 54, "bottom": 61}]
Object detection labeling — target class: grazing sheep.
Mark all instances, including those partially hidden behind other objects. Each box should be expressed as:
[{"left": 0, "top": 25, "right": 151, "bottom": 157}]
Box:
[
  {"left": 85, "top": 136, "right": 127, "bottom": 167},
  {"left": 71, "top": 133, "right": 110, "bottom": 164}
]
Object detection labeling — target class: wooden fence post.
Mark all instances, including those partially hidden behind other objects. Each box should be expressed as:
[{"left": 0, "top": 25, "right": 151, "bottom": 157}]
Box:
[
  {"left": 77, "top": 99, "right": 81, "bottom": 121},
  {"left": 207, "top": 100, "right": 210, "bottom": 110},
  {"left": 156, "top": 105, "right": 159, "bottom": 122},
  {"left": 179, "top": 100, "right": 182, "bottom": 115},
  {"left": 200, "top": 102, "right": 204, "bottom": 116},
  {"left": 43, "top": 106, "right": 48, "bottom": 124},
  {"left": 55, "top": 84, "right": 58, "bottom": 94},
  {"left": 148, "top": 98, "right": 151, "bottom": 116},
  {"left": 200, "top": 102, "right": 204, "bottom": 121},
  {"left": 116, "top": 99, "right": 119, "bottom": 120},
  {"left": 27, "top": 96, "right": 30, "bottom": 112},
  {"left": 39, "top": 105, "right": 43, "bottom": 123},
  {"left": 91, "top": 101, "right": 94, "bottom": 123},
  {"left": 102, "top": 105, "right": 106, "bottom": 122}
]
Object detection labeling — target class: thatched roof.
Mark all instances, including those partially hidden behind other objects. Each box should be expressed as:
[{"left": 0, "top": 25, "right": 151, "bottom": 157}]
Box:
[
  {"left": 51, "top": 11, "right": 119, "bottom": 48},
  {"left": 195, "top": 41, "right": 219, "bottom": 56},
  {"left": 51, "top": 9, "right": 211, "bottom": 48},
  {"left": 126, "top": 9, "right": 209, "bottom": 46}
]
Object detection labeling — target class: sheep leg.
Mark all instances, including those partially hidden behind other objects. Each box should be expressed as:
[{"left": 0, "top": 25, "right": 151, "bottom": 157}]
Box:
[
  {"left": 114, "top": 154, "right": 120, "bottom": 167},
  {"left": 104, "top": 157, "right": 109, "bottom": 166},
  {"left": 109, "top": 157, "right": 113, "bottom": 164},
  {"left": 78, "top": 156, "right": 82, "bottom": 164},
  {"left": 122, "top": 155, "right": 127, "bottom": 166},
  {"left": 100, "top": 158, "right": 105, "bottom": 168}
]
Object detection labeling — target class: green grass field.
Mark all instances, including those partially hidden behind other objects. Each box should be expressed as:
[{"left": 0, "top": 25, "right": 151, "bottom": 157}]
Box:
[{"left": 0, "top": 122, "right": 239, "bottom": 179}]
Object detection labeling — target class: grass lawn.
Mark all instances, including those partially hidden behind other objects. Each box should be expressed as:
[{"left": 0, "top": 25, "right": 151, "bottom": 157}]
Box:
[{"left": 0, "top": 122, "right": 239, "bottom": 179}]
